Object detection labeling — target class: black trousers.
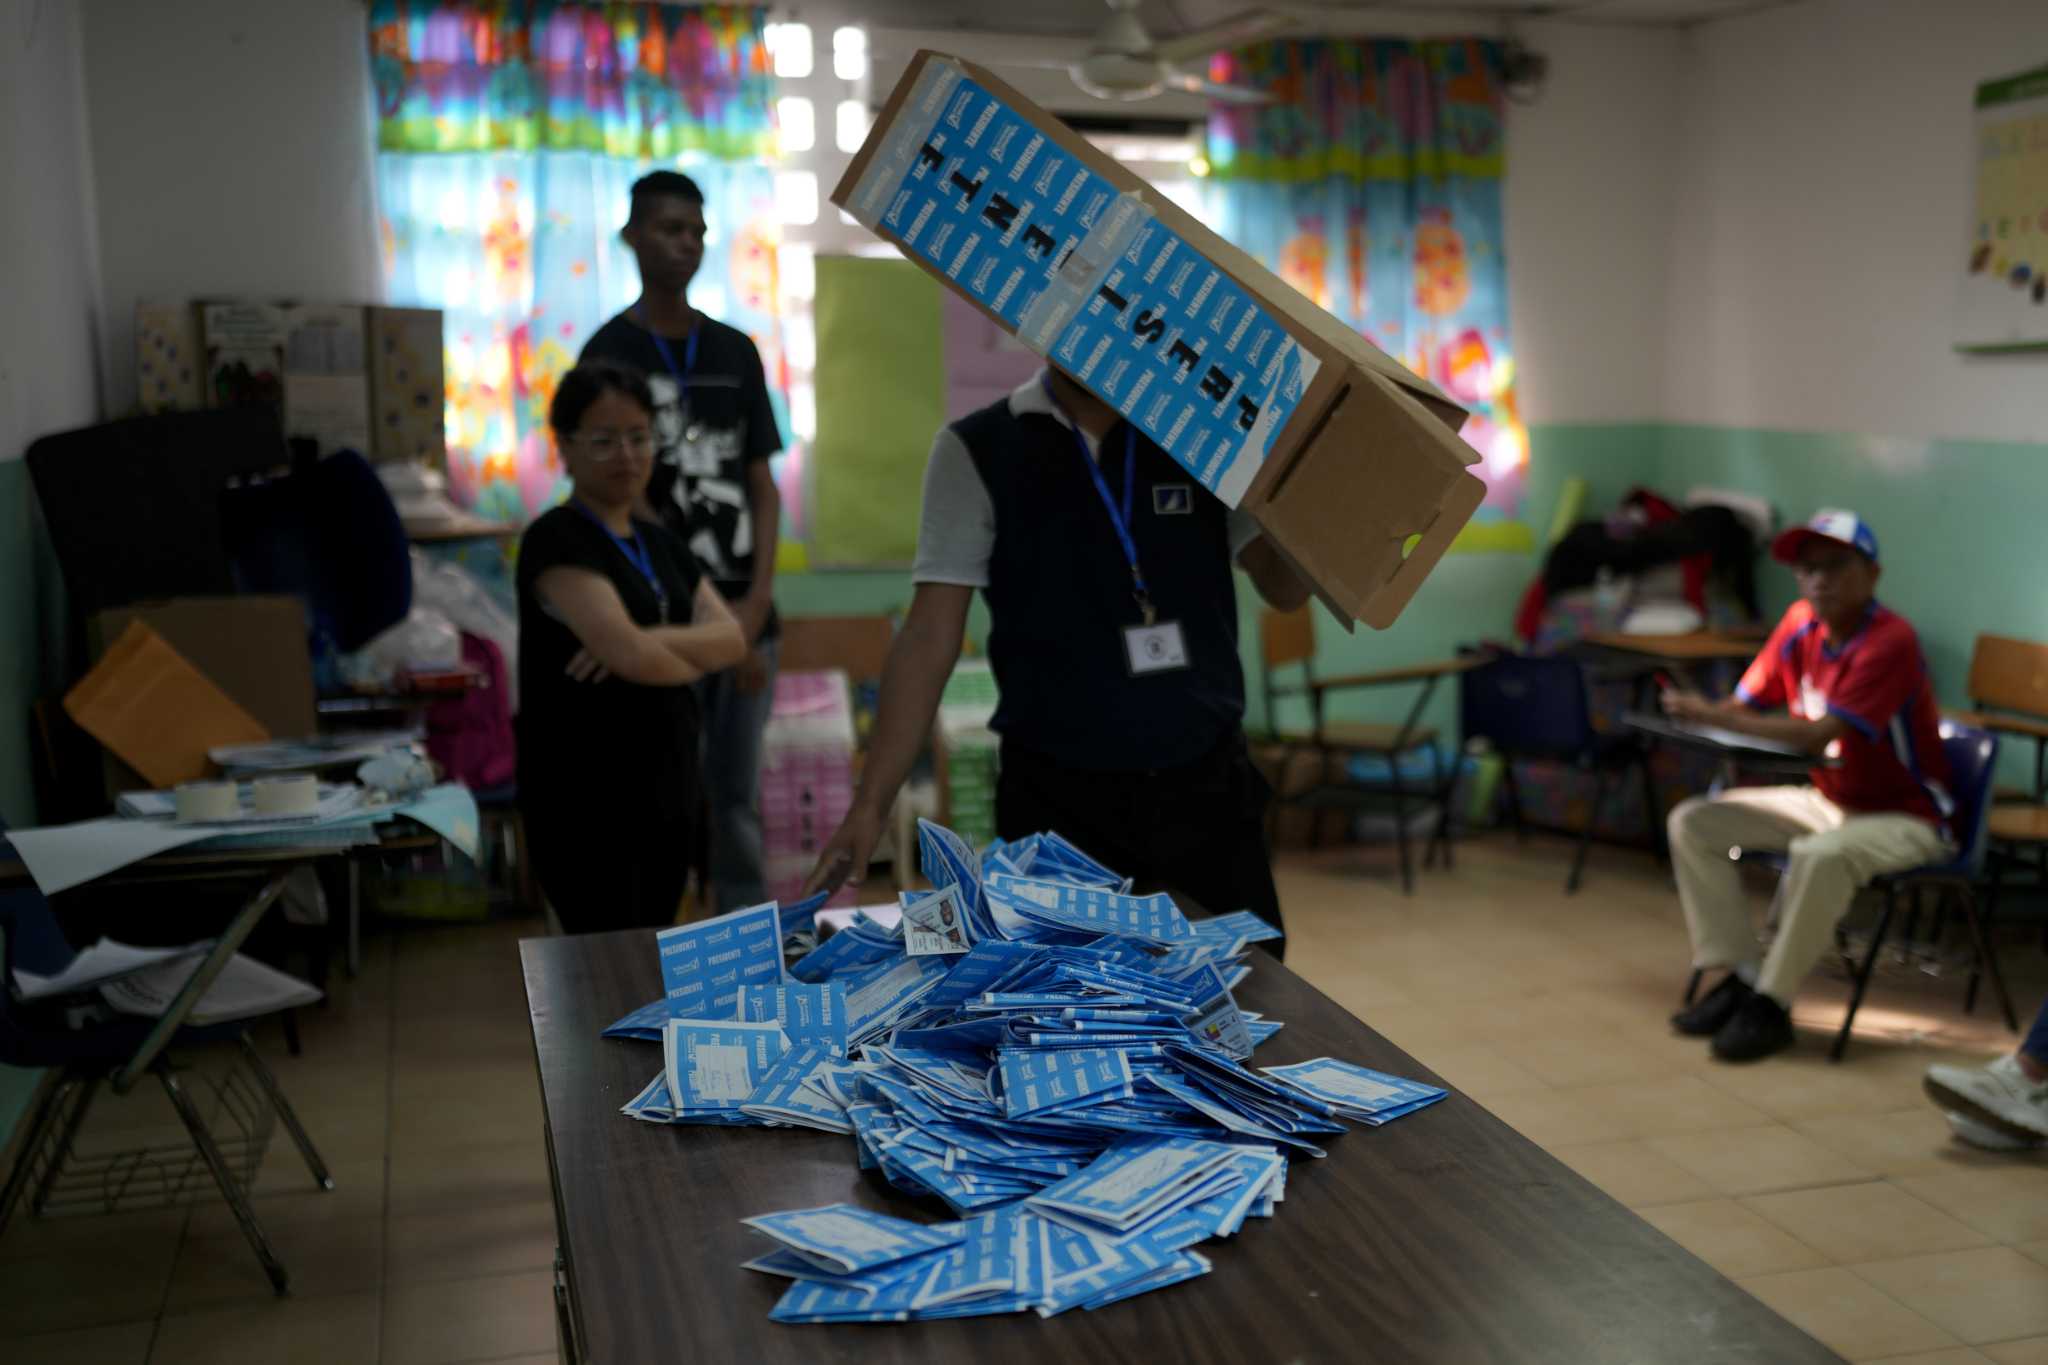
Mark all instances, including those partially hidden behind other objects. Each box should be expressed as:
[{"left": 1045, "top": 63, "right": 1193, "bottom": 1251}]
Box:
[
  {"left": 522, "top": 802, "right": 691, "bottom": 936},
  {"left": 995, "top": 732, "right": 1286, "bottom": 960}
]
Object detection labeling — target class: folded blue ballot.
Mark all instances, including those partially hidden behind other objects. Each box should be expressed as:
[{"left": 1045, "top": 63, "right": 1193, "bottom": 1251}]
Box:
[
  {"left": 739, "top": 1042, "right": 853, "bottom": 1133},
  {"left": 744, "top": 1203, "right": 966, "bottom": 1275},
  {"left": 601, "top": 998, "right": 669, "bottom": 1041},
  {"left": 665, "top": 1018, "right": 788, "bottom": 1119},
  {"left": 609, "top": 815, "right": 1456, "bottom": 1326},
  {"left": 1260, "top": 1058, "right": 1449, "bottom": 1125},
  {"left": 738, "top": 981, "right": 848, "bottom": 1055},
  {"left": 777, "top": 890, "right": 832, "bottom": 934},
  {"left": 656, "top": 902, "right": 783, "bottom": 1020}
]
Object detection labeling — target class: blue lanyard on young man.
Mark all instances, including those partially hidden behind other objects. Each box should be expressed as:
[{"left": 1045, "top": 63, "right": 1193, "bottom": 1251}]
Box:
[
  {"left": 1041, "top": 374, "right": 1155, "bottom": 626},
  {"left": 648, "top": 326, "right": 700, "bottom": 394},
  {"left": 572, "top": 500, "right": 668, "bottom": 623}
]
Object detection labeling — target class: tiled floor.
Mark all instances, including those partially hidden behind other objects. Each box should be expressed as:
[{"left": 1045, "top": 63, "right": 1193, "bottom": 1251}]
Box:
[{"left": 1, "top": 832, "right": 2043, "bottom": 1363}]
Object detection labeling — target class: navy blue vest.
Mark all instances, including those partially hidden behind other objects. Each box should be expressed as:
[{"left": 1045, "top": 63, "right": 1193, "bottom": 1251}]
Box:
[{"left": 955, "top": 397, "right": 1246, "bottom": 772}]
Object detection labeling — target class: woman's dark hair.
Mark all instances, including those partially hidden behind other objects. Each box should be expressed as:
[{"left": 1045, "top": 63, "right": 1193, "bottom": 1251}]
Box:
[{"left": 549, "top": 363, "right": 655, "bottom": 437}]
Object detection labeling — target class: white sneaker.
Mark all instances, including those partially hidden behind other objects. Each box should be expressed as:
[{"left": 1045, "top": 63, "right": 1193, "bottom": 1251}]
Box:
[
  {"left": 1924, "top": 1054, "right": 2048, "bottom": 1145},
  {"left": 1940, "top": 1109, "right": 2040, "bottom": 1152}
]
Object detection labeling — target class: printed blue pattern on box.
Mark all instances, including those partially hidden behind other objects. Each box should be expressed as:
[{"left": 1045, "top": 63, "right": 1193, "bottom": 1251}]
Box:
[{"left": 854, "top": 65, "right": 1319, "bottom": 507}]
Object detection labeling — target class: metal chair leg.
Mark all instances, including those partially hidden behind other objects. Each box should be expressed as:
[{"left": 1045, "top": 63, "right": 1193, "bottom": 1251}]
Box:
[
  {"left": 1502, "top": 760, "right": 1528, "bottom": 843},
  {"left": 0, "top": 1070, "right": 82, "bottom": 1238},
  {"left": 1567, "top": 768, "right": 1608, "bottom": 895},
  {"left": 30, "top": 1073, "right": 102, "bottom": 1218},
  {"left": 238, "top": 1035, "right": 334, "bottom": 1191},
  {"left": 1639, "top": 749, "right": 1668, "bottom": 864},
  {"left": 1832, "top": 885, "right": 1900, "bottom": 1063},
  {"left": 1389, "top": 763, "right": 1414, "bottom": 897},
  {"left": 1953, "top": 886, "right": 2020, "bottom": 1033},
  {"left": 160, "top": 1064, "right": 290, "bottom": 1296},
  {"left": 1424, "top": 744, "right": 1450, "bottom": 871},
  {"left": 1967, "top": 850, "right": 2007, "bottom": 1014}
]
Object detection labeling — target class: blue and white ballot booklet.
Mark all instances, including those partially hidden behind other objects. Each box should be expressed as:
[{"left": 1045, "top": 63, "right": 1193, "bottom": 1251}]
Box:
[
  {"left": 655, "top": 901, "right": 783, "bottom": 1019},
  {"left": 1261, "top": 1058, "right": 1448, "bottom": 1126},
  {"left": 602, "top": 812, "right": 1443, "bottom": 1321}
]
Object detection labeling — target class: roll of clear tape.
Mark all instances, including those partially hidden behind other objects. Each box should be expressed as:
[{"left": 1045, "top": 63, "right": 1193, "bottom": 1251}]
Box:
[
  {"left": 175, "top": 781, "right": 241, "bottom": 823},
  {"left": 251, "top": 774, "right": 319, "bottom": 818}
]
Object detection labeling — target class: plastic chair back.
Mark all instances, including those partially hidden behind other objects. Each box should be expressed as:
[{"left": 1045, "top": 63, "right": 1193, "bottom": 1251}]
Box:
[
  {"left": 1459, "top": 653, "right": 1597, "bottom": 762},
  {"left": 1937, "top": 719, "right": 1999, "bottom": 877}
]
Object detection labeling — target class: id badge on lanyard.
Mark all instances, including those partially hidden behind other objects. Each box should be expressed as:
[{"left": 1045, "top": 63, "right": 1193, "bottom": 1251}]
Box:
[{"left": 1045, "top": 376, "right": 1189, "bottom": 678}]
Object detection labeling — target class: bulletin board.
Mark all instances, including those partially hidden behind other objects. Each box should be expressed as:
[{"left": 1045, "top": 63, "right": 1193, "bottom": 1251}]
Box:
[
  {"left": 1955, "top": 63, "right": 2048, "bottom": 352},
  {"left": 811, "top": 256, "right": 1041, "bottom": 567}
]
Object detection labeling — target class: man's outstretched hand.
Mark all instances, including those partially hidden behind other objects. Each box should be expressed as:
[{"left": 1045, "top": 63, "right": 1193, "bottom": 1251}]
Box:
[{"left": 803, "top": 804, "right": 885, "bottom": 897}]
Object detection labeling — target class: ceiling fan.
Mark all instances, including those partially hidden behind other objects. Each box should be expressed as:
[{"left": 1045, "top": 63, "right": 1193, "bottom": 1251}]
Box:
[{"left": 992, "top": 1, "right": 1292, "bottom": 105}]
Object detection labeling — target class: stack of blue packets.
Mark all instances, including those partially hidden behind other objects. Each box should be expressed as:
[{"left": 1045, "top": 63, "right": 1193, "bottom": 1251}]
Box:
[
  {"left": 1261, "top": 1058, "right": 1449, "bottom": 1126},
  {"left": 595, "top": 815, "right": 1451, "bottom": 1322},
  {"left": 749, "top": 1134, "right": 1284, "bottom": 1322}
]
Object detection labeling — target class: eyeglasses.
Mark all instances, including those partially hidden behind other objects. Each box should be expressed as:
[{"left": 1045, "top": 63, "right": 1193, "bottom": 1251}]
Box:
[{"left": 570, "top": 430, "right": 656, "bottom": 462}]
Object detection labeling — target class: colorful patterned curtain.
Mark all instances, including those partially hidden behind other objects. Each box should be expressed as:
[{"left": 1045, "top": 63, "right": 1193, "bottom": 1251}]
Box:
[
  {"left": 1207, "top": 38, "right": 1528, "bottom": 550},
  {"left": 369, "top": 2, "right": 782, "bottom": 522}
]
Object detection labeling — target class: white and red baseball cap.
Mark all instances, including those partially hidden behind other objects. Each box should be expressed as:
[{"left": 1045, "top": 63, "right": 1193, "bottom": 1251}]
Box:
[{"left": 1772, "top": 508, "right": 1880, "bottom": 566}]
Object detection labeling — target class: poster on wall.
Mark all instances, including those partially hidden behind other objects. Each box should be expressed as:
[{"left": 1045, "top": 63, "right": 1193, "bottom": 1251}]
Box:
[{"left": 1955, "top": 63, "right": 2048, "bottom": 352}]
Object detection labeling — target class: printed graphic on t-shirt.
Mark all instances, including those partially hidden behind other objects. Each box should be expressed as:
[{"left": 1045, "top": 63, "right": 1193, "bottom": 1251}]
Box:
[{"left": 649, "top": 371, "right": 751, "bottom": 579}]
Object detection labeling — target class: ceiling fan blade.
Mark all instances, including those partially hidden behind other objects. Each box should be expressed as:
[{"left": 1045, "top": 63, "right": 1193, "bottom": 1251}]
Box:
[
  {"left": 1147, "top": 9, "right": 1293, "bottom": 67},
  {"left": 978, "top": 56, "right": 1083, "bottom": 72},
  {"left": 1165, "top": 71, "right": 1274, "bottom": 106}
]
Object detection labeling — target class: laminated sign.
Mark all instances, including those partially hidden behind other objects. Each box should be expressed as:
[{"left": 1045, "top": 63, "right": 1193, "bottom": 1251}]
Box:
[{"left": 837, "top": 53, "right": 1490, "bottom": 628}]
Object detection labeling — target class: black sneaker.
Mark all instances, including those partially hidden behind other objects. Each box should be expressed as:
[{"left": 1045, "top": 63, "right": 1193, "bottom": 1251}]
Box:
[
  {"left": 1671, "top": 973, "right": 1752, "bottom": 1037},
  {"left": 1711, "top": 993, "right": 1795, "bottom": 1062}
]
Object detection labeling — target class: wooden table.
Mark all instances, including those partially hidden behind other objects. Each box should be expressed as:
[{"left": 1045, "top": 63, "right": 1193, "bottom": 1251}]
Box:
[
  {"left": 1579, "top": 630, "right": 1765, "bottom": 664},
  {"left": 521, "top": 931, "right": 1842, "bottom": 1365}
]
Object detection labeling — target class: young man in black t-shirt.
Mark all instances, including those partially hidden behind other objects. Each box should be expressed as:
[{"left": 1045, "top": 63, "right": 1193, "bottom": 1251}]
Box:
[{"left": 579, "top": 170, "right": 784, "bottom": 914}]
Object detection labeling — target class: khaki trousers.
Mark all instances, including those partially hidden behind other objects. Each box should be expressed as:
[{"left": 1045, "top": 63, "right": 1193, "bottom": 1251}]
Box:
[{"left": 1667, "top": 786, "right": 1948, "bottom": 1004}]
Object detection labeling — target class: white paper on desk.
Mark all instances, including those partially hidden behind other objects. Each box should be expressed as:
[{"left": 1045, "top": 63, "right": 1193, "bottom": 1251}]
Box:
[
  {"left": 4, "top": 818, "right": 230, "bottom": 895},
  {"left": 12, "top": 938, "right": 210, "bottom": 1000},
  {"left": 98, "top": 953, "right": 322, "bottom": 1026}
]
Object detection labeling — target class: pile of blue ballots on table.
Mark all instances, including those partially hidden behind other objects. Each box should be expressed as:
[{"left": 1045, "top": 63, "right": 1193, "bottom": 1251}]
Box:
[{"left": 601, "top": 819, "right": 1448, "bottom": 1322}]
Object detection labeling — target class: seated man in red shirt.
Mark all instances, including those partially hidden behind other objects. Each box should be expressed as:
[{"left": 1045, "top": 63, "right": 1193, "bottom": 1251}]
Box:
[{"left": 1662, "top": 510, "right": 1952, "bottom": 1062}]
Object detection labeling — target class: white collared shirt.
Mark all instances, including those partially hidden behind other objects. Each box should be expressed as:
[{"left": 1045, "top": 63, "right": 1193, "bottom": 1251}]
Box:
[{"left": 912, "top": 370, "right": 1259, "bottom": 588}]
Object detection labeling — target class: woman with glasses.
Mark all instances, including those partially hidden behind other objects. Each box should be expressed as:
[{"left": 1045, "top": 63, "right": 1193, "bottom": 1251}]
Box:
[{"left": 516, "top": 364, "right": 747, "bottom": 933}]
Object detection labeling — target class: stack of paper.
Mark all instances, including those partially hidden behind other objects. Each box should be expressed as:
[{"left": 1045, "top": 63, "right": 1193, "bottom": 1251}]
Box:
[
  {"left": 1261, "top": 1058, "right": 1449, "bottom": 1126},
  {"left": 596, "top": 814, "right": 1448, "bottom": 1323},
  {"left": 748, "top": 1135, "right": 1285, "bottom": 1322}
]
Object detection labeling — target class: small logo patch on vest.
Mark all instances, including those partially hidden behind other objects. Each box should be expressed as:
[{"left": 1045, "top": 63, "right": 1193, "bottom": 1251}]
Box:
[{"left": 1153, "top": 484, "right": 1193, "bottom": 515}]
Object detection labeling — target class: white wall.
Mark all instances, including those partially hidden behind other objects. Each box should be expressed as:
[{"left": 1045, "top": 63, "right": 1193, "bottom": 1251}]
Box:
[
  {"left": 1665, "top": 0, "right": 2048, "bottom": 443},
  {"left": 1, "top": 0, "right": 103, "bottom": 460},
  {"left": 1504, "top": 20, "right": 1682, "bottom": 426},
  {"left": 81, "top": 0, "right": 382, "bottom": 415}
]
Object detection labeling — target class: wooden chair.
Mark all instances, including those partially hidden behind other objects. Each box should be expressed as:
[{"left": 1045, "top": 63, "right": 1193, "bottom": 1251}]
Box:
[
  {"left": 1947, "top": 633, "right": 2048, "bottom": 802},
  {"left": 1946, "top": 633, "right": 2048, "bottom": 955},
  {"left": 1256, "top": 607, "right": 1477, "bottom": 895}
]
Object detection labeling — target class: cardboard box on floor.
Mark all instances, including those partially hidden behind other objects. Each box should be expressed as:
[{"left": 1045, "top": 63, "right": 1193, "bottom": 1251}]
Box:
[
  {"left": 75, "top": 596, "right": 317, "bottom": 794},
  {"left": 833, "top": 52, "right": 1487, "bottom": 630}
]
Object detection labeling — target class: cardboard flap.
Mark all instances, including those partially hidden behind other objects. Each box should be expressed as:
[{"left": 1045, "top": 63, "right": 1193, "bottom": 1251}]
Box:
[
  {"left": 1246, "top": 369, "right": 1487, "bottom": 629},
  {"left": 1359, "top": 473, "right": 1489, "bottom": 629},
  {"left": 64, "top": 620, "right": 272, "bottom": 788}
]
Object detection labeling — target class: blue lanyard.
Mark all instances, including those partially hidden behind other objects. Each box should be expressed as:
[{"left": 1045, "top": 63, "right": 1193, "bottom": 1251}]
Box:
[
  {"left": 573, "top": 500, "right": 668, "bottom": 621},
  {"left": 1042, "top": 375, "right": 1154, "bottom": 625},
  {"left": 648, "top": 324, "right": 700, "bottom": 389}
]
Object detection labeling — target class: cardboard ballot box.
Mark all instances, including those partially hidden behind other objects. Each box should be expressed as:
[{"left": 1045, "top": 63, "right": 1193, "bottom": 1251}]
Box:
[{"left": 833, "top": 52, "right": 1486, "bottom": 629}]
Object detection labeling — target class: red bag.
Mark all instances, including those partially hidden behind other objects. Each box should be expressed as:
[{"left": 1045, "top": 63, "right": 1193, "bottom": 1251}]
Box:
[{"left": 425, "top": 633, "right": 516, "bottom": 791}]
